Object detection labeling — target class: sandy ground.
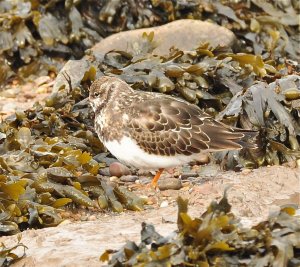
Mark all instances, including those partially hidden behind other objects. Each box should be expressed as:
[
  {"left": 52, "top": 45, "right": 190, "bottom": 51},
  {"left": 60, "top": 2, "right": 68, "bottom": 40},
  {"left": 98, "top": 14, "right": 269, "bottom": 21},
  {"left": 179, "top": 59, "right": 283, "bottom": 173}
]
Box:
[
  {"left": 1, "top": 165, "right": 299, "bottom": 267},
  {"left": 0, "top": 76, "right": 53, "bottom": 117}
]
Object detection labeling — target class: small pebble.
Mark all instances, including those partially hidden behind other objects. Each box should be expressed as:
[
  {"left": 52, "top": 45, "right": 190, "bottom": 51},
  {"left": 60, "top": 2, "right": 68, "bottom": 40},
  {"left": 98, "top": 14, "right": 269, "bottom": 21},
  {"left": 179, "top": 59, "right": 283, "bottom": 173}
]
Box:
[
  {"left": 109, "top": 176, "right": 119, "bottom": 182},
  {"left": 99, "top": 167, "right": 110, "bottom": 176},
  {"left": 182, "top": 181, "right": 190, "bottom": 187},
  {"left": 146, "top": 196, "right": 157, "bottom": 205},
  {"left": 136, "top": 170, "right": 151, "bottom": 176},
  {"left": 187, "top": 177, "right": 197, "bottom": 183},
  {"left": 180, "top": 172, "right": 198, "bottom": 179},
  {"left": 198, "top": 165, "right": 219, "bottom": 177},
  {"left": 180, "top": 186, "right": 190, "bottom": 192},
  {"left": 80, "top": 215, "right": 88, "bottom": 221},
  {"left": 139, "top": 177, "right": 152, "bottom": 185},
  {"left": 195, "top": 154, "right": 210, "bottom": 164},
  {"left": 109, "top": 162, "right": 131, "bottom": 177},
  {"left": 120, "top": 175, "right": 138, "bottom": 182},
  {"left": 160, "top": 200, "right": 169, "bottom": 208},
  {"left": 158, "top": 178, "right": 182, "bottom": 190},
  {"left": 241, "top": 168, "right": 252, "bottom": 175},
  {"left": 94, "top": 153, "right": 119, "bottom": 165},
  {"left": 181, "top": 165, "right": 192, "bottom": 173}
]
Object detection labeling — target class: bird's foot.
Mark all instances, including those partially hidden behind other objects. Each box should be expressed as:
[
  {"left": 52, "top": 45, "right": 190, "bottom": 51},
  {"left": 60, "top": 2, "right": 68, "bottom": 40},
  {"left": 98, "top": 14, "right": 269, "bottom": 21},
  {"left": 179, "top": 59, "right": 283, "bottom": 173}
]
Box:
[{"left": 149, "top": 168, "right": 164, "bottom": 189}]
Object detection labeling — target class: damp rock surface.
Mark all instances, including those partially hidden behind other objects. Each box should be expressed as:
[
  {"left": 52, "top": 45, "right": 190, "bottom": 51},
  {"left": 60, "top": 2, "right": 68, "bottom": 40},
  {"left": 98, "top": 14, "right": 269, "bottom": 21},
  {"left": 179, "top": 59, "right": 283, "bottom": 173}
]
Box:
[{"left": 91, "top": 19, "right": 237, "bottom": 56}]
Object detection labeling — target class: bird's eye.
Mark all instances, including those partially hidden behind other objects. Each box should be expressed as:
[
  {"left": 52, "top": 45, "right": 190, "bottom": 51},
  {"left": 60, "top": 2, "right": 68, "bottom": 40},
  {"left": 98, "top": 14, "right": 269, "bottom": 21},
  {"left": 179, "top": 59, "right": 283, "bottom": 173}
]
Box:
[{"left": 93, "top": 92, "right": 100, "bottom": 97}]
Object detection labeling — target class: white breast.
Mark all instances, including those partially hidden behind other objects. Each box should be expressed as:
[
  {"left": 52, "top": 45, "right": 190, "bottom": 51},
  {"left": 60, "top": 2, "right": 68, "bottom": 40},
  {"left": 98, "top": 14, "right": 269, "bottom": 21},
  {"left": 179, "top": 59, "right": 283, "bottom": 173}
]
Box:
[{"left": 104, "top": 136, "right": 198, "bottom": 169}]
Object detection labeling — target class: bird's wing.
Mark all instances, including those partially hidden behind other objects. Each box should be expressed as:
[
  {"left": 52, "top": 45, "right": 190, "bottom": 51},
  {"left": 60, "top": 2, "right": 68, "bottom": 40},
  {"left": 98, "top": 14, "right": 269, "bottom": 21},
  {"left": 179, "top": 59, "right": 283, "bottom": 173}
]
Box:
[{"left": 126, "top": 97, "right": 252, "bottom": 156}]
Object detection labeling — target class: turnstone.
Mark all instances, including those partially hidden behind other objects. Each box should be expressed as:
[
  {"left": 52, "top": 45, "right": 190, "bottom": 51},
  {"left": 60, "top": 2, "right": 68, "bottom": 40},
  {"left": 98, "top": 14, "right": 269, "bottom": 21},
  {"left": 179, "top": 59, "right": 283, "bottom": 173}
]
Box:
[{"left": 89, "top": 76, "right": 257, "bottom": 187}]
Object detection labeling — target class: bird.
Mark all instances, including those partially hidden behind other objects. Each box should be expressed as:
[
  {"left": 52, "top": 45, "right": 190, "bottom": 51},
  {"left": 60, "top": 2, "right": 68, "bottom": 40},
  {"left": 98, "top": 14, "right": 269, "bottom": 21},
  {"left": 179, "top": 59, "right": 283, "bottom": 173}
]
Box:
[{"left": 89, "top": 76, "right": 257, "bottom": 187}]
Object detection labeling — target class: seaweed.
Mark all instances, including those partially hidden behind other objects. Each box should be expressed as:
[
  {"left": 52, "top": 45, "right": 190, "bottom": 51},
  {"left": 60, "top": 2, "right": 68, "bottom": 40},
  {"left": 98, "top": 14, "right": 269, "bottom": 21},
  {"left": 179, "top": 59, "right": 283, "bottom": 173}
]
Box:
[
  {"left": 217, "top": 75, "right": 300, "bottom": 166},
  {"left": 0, "top": 0, "right": 299, "bottom": 236},
  {"left": 81, "top": 37, "right": 298, "bottom": 167},
  {"left": 0, "top": 0, "right": 299, "bottom": 85},
  {"left": 101, "top": 194, "right": 300, "bottom": 266},
  {"left": 0, "top": 69, "right": 146, "bottom": 234},
  {"left": 0, "top": 235, "right": 26, "bottom": 266}
]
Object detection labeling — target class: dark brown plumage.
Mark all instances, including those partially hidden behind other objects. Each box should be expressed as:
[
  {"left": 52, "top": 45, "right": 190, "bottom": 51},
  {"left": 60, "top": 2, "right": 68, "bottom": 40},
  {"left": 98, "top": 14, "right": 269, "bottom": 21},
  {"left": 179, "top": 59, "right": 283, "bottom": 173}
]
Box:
[{"left": 126, "top": 98, "right": 257, "bottom": 156}]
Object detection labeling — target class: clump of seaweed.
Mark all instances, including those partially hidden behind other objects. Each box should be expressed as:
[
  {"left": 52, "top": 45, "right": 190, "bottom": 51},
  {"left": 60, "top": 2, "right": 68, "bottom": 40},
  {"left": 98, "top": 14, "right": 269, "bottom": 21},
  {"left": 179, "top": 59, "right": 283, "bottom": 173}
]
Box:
[
  {"left": 0, "top": 0, "right": 299, "bottom": 84},
  {"left": 0, "top": 234, "right": 27, "bottom": 266},
  {"left": 56, "top": 34, "right": 299, "bottom": 167},
  {"left": 0, "top": 70, "right": 145, "bottom": 235},
  {"left": 101, "top": 193, "right": 300, "bottom": 266},
  {"left": 218, "top": 75, "right": 300, "bottom": 166}
]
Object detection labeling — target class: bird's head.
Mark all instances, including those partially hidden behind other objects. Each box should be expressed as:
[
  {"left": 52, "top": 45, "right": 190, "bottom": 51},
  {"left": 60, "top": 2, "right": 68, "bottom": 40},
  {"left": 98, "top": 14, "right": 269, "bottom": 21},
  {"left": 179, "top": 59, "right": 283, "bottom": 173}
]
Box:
[{"left": 89, "top": 76, "right": 122, "bottom": 112}]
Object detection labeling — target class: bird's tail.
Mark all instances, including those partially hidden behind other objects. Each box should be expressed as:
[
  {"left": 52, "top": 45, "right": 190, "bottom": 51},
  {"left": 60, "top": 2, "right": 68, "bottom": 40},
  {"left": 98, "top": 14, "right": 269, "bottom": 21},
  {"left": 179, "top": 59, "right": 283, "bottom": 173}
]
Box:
[{"left": 233, "top": 129, "right": 259, "bottom": 149}]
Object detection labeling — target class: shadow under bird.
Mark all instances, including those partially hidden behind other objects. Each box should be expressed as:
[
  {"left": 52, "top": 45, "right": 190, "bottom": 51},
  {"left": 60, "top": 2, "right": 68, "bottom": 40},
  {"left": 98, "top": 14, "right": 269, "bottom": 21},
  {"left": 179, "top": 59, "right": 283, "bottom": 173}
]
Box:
[{"left": 89, "top": 76, "right": 257, "bottom": 187}]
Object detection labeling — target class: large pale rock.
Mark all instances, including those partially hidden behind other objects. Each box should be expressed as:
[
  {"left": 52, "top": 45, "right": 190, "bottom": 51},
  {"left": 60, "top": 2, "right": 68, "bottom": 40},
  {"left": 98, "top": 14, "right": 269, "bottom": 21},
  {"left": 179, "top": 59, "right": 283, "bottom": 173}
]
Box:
[{"left": 92, "top": 19, "right": 237, "bottom": 56}]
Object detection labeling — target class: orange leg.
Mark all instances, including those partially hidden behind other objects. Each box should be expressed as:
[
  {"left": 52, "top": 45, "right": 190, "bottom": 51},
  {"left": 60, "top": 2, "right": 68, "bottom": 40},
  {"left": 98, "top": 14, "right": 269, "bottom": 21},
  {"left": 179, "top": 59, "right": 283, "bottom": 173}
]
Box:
[{"left": 151, "top": 168, "right": 164, "bottom": 188}]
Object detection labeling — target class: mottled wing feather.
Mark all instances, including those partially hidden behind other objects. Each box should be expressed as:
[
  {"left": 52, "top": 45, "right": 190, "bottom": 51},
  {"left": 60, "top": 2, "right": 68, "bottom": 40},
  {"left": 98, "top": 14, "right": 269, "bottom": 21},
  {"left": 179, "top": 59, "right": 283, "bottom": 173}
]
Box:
[{"left": 126, "top": 98, "right": 252, "bottom": 156}]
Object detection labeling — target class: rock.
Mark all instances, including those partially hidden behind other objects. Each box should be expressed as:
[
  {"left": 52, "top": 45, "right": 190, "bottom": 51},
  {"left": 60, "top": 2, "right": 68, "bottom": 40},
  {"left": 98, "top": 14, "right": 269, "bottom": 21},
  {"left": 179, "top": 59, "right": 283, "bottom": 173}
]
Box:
[
  {"left": 198, "top": 165, "right": 220, "bottom": 177},
  {"left": 53, "top": 58, "right": 92, "bottom": 92},
  {"left": 146, "top": 196, "right": 156, "bottom": 205},
  {"left": 53, "top": 20, "right": 236, "bottom": 93},
  {"left": 99, "top": 167, "right": 110, "bottom": 176},
  {"left": 180, "top": 172, "right": 198, "bottom": 179},
  {"left": 158, "top": 178, "right": 182, "bottom": 191},
  {"left": 136, "top": 169, "right": 153, "bottom": 176},
  {"left": 186, "top": 177, "right": 198, "bottom": 183},
  {"left": 193, "top": 154, "right": 210, "bottom": 164},
  {"left": 94, "top": 153, "right": 119, "bottom": 166},
  {"left": 80, "top": 215, "right": 88, "bottom": 221},
  {"left": 109, "top": 176, "right": 119, "bottom": 182},
  {"left": 92, "top": 19, "right": 237, "bottom": 57},
  {"left": 109, "top": 162, "right": 131, "bottom": 177},
  {"left": 160, "top": 200, "right": 169, "bottom": 208},
  {"left": 138, "top": 177, "right": 152, "bottom": 185},
  {"left": 241, "top": 168, "right": 252, "bottom": 175},
  {"left": 120, "top": 175, "right": 138, "bottom": 182}
]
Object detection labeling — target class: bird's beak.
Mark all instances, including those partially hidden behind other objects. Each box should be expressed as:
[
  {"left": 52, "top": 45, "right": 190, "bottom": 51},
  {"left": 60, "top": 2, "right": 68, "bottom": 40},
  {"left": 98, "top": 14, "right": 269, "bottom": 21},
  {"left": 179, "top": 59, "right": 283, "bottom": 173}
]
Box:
[{"left": 73, "top": 97, "right": 89, "bottom": 109}]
